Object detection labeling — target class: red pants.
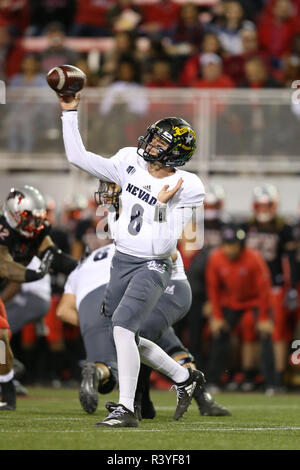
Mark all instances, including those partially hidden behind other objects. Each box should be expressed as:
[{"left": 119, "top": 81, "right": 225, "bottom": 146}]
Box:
[
  {"left": 271, "top": 286, "right": 290, "bottom": 342},
  {"left": 0, "top": 299, "right": 10, "bottom": 332}
]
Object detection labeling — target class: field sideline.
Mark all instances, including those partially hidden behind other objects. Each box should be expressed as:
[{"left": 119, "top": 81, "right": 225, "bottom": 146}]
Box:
[{"left": 0, "top": 388, "right": 300, "bottom": 450}]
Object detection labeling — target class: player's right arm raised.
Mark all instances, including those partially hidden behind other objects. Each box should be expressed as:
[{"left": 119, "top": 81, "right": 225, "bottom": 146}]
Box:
[{"left": 59, "top": 94, "right": 122, "bottom": 185}]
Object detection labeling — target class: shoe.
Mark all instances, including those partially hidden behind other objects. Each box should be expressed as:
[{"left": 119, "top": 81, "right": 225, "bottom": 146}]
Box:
[
  {"left": 193, "top": 388, "right": 231, "bottom": 417},
  {"left": 0, "top": 380, "right": 16, "bottom": 411},
  {"left": 79, "top": 362, "right": 101, "bottom": 414},
  {"left": 173, "top": 369, "right": 205, "bottom": 421},
  {"left": 0, "top": 402, "right": 15, "bottom": 411},
  {"left": 95, "top": 404, "right": 139, "bottom": 428},
  {"left": 205, "top": 383, "right": 222, "bottom": 395},
  {"left": 240, "top": 382, "right": 255, "bottom": 393},
  {"left": 106, "top": 401, "right": 142, "bottom": 421}
]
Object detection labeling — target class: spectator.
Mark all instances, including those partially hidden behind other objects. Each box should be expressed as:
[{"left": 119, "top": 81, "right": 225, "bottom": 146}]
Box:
[
  {"left": 169, "top": 2, "right": 203, "bottom": 55},
  {"left": 28, "top": 0, "right": 76, "bottom": 36},
  {"left": 223, "top": 27, "right": 271, "bottom": 86},
  {"left": 7, "top": 54, "right": 47, "bottom": 153},
  {"left": 98, "top": 58, "right": 148, "bottom": 153},
  {"left": 179, "top": 32, "right": 223, "bottom": 86},
  {"left": 146, "top": 59, "right": 176, "bottom": 87},
  {"left": 107, "top": 0, "right": 142, "bottom": 34},
  {"left": 208, "top": 1, "right": 254, "bottom": 56},
  {"left": 138, "top": 37, "right": 171, "bottom": 84},
  {"left": 74, "top": 57, "right": 99, "bottom": 87},
  {"left": 69, "top": 0, "right": 112, "bottom": 37},
  {"left": 100, "top": 31, "right": 138, "bottom": 86},
  {"left": 193, "top": 53, "right": 234, "bottom": 89},
  {"left": 0, "top": 25, "right": 24, "bottom": 81},
  {"left": 140, "top": 0, "right": 180, "bottom": 38},
  {"left": 282, "top": 33, "right": 300, "bottom": 86},
  {"left": 0, "top": 0, "right": 29, "bottom": 37},
  {"left": 206, "top": 225, "right": 275, "bottom": 393},
  {"left": 39, "top": 22, "right": 79, "bottom": 74},
  {"left": 241, "top": 57, "right": 282, "bottom": 88},
  {"left": 258, "top": 0, "right": 300, "bottom": 63}
]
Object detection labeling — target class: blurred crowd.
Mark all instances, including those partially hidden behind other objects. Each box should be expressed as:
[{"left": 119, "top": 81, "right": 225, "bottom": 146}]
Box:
[
  {"left": 8, "top": 183, "right": 300, "bottom": 393},
  {"left": 1, "top": 0, "right": 300, "bottom": 91}
]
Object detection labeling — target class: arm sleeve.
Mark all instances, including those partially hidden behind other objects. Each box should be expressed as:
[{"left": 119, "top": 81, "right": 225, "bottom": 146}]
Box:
[
  {"left": 61, "top": 110, "right": 123, "bottom": 185},
  {"left": 205, "top": 254, "right": 224, "bottom": 320}
]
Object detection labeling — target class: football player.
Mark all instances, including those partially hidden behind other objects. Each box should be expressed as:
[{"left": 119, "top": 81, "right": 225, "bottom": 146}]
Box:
[
  {"left": 0, "top": 185, "right": 77, "bottom": 409},
  {"left": 206, "top": 224, "right": 276, "bottom": 392},
  {"left": 59, "top": 94, "right": 206, "bottom": 427},
  {"left": 187, "top": 184, "right": 229, "bottom": 370},
  {"left": 58, "top": 179, "right": 230, "bottom": 418},
  {"left": 243, "top": 184, "right": 298, "bottom": 390}
]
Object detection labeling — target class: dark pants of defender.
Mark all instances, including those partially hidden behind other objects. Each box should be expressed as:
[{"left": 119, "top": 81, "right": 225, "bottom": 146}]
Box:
[
  {"left": 208, "top": 308, "right": 275, "bottom": 387},
  {"left": 187, "top": 298, "right": 207, "bottom": 371},
  {"left": 5, "top": 293, "right": 50, "bottom": 335}
]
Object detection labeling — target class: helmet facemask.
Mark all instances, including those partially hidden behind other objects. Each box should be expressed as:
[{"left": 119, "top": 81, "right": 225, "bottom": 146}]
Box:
[
  {"left": 137, "top": 117, "right": 196, "bottom": 168},
  {"left": 17, "top": 210, "right": 46, "bottom": 238}
]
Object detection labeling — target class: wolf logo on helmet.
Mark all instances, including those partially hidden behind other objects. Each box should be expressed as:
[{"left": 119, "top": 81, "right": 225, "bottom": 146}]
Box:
[{"left": 137, "top": 117, "right": 197, "bottom": 167}]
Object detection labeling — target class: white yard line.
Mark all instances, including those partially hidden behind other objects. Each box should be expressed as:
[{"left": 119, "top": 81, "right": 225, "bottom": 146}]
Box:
[{"left": 1, "top": 426, "right": 300, "bottom": 433}]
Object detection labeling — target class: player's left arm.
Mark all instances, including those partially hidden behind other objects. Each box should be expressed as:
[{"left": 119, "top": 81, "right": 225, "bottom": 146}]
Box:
[
  {"left": 56, "top": 293, "right": 79, "bottom": 327},
  {"left": 38, "top": 235, "right": 78, "bottom": 275}
]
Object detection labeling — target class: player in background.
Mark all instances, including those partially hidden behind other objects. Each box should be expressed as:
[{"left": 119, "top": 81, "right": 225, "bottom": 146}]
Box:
[
  {"left": 243, "top": 184, "right": 298, "bottom": 390},
  {"left": 57, "top": 181, "right": 230, "bottom": 418},
  {"left": 206, "top": 224, "right": 276, "bottom": 393},
  {"left": 187, "top": 184, "right": 229, "bottom": 371},
  {"left": 59, "top": 93, "right": 206, "bottom": 427},
  {"left": 0, "top": 185, "right": 77, "bottom": 410}
]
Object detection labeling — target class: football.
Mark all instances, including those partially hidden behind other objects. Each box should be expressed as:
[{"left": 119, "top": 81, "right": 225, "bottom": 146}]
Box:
[{"left": 46, "top": 64, "right": 87, "bottom": 96}]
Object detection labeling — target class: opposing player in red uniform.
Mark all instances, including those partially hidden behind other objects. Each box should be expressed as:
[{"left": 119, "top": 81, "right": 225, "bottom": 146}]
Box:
[
  {"left": 0, "top": 185, "right": 77, "bottom": 409},
  {"left": 243, "top": 184, "right": 297, "bottom": 390},
  {"left": 206, "top": 224, "right": 275, "bottom": 392}
]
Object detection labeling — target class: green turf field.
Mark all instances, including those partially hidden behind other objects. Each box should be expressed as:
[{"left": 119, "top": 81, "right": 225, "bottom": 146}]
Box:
[{"left": 0, "top": 387, "right": 300, "bottom": 450}]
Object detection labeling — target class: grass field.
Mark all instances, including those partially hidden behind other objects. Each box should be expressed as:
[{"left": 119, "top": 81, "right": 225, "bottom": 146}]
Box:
[{"left": 0, "top": 387, "right": 300, "bottom": 450}]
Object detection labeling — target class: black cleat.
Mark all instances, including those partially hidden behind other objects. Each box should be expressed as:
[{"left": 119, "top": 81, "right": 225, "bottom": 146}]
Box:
[
  {"left": 79, "top": 362, "right": 101, "bottom": 414},
  {"left": 193, "top": 388, "right": 232, "bottom": 416},
  {"left": 95, "top": 404, "right": 139, "bottom": 428},
  {"left": 173, "top": 369, "right": 205, "bottom": 421},
  {"left": 0, "top": 380, "right": 16, "bottom": 411},
  {"left": 106, "top": 401, "right": 142, "bottom": 421}
]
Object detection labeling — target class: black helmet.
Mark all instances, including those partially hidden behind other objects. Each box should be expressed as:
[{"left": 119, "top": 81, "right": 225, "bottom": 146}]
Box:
[
  {"left": 137, "top": 117, "right": 197, "bottom": 167},
  {"left": 221, "top": 224, "right": 246, "bottom": 245}
]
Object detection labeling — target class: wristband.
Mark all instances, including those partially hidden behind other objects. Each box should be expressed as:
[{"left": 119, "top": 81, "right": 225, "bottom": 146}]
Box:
[
  {"left": 154, "top": 203, "right": 167, "bottom": 222},
  {"left": 24, "top": 269, "right": 44, "bottom": 283}
]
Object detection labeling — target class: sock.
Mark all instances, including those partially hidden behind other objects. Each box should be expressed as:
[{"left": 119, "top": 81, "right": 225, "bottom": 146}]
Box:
[
  {"left": 113, "top": 326, "right": 140, "bottom": 413},
  {"left": 0, "top": 369, "right": 14, "bottom": 383},
  {"left": 138, "top": 337, "right": 189, "bottom": 384}
]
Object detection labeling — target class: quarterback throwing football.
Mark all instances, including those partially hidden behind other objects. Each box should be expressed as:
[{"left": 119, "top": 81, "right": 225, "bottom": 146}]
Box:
[{"left": 59, "top": 93, "right": 205, "bottom": 428}]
